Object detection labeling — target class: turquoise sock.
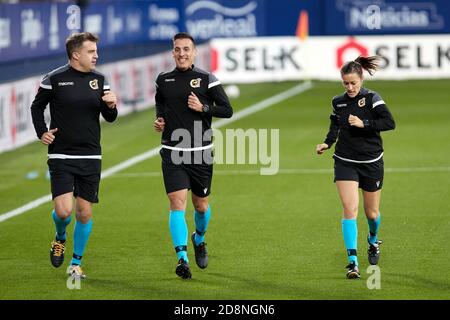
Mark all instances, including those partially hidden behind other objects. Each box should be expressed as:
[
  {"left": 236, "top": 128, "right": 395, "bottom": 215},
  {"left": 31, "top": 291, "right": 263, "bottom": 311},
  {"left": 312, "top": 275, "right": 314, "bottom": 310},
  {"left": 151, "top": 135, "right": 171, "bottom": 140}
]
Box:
[
  {"left": 367, "top": 213, "right": 381, "bottom": 245},
  {"left": 194, "top": 205, "right": 211, "bottom": 245},
  {"left": 52, "top": 210, "right": 72, "bottom": 242},
  {"left": 71, "top": 219, "right": 93, "bottom": 266},
  {"left": 169, "top": 210, "right": 188, "bottom": 262},
  {"left": 342, "top": 218, "right": 358, "bottom": 266}
]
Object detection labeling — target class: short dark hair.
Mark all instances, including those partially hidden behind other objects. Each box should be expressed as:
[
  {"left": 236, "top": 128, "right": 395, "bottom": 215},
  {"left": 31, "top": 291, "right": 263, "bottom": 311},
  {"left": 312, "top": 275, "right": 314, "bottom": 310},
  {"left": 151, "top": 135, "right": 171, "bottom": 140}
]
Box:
[
  {"left": 172, "top": 32, "right": 195, "bottom": 46},
  {"left": 65, "top": 32, "right": 99, "bottom": 59}
]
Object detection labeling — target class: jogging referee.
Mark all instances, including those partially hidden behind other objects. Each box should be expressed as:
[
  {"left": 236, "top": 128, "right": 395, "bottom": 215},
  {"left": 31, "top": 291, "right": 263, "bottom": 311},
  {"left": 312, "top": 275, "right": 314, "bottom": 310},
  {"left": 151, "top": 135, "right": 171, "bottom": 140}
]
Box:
[
  {"left": 154, "top": 32, "right": 233, "bottom": 279},
  {"left": 30, "top": 32, "right": 117, "bottom": 280},
  {"left": 316, "top": 55, "right": 395, "bottom": 279}
]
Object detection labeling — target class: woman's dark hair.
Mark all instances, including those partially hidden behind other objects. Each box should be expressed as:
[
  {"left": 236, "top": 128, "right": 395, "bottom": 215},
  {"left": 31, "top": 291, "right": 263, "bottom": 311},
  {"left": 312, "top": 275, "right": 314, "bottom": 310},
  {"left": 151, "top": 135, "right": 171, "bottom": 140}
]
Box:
[
  {"left": 340, "top": 55, "right": 380, "bottom": 77},
  {"left": 65, "top": 32, "right": 99, "bottom": 59}
]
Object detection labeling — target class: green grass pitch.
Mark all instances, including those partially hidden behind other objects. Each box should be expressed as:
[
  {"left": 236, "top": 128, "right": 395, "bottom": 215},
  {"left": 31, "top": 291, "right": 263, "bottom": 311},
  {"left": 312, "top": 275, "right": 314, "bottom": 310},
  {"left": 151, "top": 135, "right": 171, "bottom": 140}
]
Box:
[{"left": 0, "top": 80, "right": 449, "bottom": 299}]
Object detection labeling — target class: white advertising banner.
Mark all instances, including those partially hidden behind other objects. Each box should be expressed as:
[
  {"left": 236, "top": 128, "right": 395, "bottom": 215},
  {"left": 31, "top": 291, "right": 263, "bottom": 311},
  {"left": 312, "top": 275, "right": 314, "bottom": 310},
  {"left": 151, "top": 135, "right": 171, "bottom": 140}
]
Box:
[
  {"left": 0, "top": 77, "right": 43, "bottom": 153},
  {"left": 210, "top": 37, "right": 308, "bottom": 83},
  {"left": 0, "top": 84, "right": 12, "bottom": 151},
  {"left": 304, "top": 34, "right": 450, "bottom": 80},
  {"left": 210, "top": 34, "right": 450, "bottom": 82}
]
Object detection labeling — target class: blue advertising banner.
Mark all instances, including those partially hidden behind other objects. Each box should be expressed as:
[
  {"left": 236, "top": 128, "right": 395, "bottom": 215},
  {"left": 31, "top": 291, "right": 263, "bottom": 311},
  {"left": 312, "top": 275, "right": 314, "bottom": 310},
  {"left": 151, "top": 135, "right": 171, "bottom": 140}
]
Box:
[
  {"left": 324, "top": 0, "right": 450, "bottom": 35},
  {"left": 147, "top": 0, "right": 183, "bottom": 41},
  {"left": 0, "top": 0, "right": 185, "bottom": 64},
  {"left": 183, "top": 0, "right": 265, "bottom": 40},
  {"left": 0, "top": 2, "right": 74, "bottom": 63},
  {"left": 0, "top": 0, "right": 268, "bottom": 64},
  {"left": 82, "top": 0, "right": 182, "bottom": 44},
  {"left": 1, "top": 0, "right": 449, "bottom": 64}
]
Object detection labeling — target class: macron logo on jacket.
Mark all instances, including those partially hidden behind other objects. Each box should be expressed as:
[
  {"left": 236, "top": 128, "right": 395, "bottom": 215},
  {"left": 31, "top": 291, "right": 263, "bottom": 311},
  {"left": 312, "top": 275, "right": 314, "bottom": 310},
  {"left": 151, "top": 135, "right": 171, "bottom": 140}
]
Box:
[{"left": 58, "top": 82, "right": 74, "bottom": 86}]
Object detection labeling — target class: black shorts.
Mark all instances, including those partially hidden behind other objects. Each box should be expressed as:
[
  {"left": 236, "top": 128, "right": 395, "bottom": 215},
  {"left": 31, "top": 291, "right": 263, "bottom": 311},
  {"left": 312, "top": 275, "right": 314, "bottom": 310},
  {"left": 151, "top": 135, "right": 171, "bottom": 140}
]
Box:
[
  {"left": 47, "top": 159, "right": 101, "bottom": 203},
  {"left": 160, "top": 148, "right": 213, "bottom": 197},
  {"left": 334, "top": 157, "right": 384, "bottom": 192}
]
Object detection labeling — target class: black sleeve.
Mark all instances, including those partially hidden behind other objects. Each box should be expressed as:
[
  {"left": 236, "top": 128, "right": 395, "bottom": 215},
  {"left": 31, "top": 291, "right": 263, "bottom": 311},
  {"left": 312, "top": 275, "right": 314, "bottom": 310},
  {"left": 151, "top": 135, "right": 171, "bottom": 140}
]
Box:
[
  {"left": 30, "top": 87, "right": 51, "bottom": 139},
  {"left": 155, "top": 77, "right": 165, "bottom": 119},
  {"left": 323, "top": 100, "right": 339, "bottom": 147},
  {"left": 363, "top": 94, "right": 395, "bottom": 131},
  {"left": 324, "top": 113, "right": 340, "bottom": 147},
  {"left": 204, "top": 84, "right": 233, "bottom": 118},
  {"left": 100, "top": 102, "right": 118, "bottom": 123}
]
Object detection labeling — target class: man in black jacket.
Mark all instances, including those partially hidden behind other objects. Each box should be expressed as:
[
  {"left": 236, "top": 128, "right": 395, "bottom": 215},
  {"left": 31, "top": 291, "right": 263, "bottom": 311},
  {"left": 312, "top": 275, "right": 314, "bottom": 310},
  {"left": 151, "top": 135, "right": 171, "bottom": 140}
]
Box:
[
  {"left": 154, "top": 32, "right": 233, "bottom": 279},
  {"left": 31, "top": 32, "right": 117, "bottom": 280}
]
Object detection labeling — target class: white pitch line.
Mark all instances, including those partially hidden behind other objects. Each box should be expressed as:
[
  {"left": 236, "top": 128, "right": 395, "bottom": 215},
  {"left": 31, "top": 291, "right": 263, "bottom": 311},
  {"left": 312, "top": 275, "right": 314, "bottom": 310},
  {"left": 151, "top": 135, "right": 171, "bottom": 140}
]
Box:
[
  {"left": 384, "top": 166, "right": 450, "bottom": 173},
  {"left": 0, "top": 81, "right": 313, "bottom": 223},
  {"left": 213, "top": 80, "right": 313, "bottom": 128},
  {"left": 105, "top": 166, "right": 450, "bottom": 178},
  {"left": 0, "top": 195, "right": 53, "bottom": 223}
]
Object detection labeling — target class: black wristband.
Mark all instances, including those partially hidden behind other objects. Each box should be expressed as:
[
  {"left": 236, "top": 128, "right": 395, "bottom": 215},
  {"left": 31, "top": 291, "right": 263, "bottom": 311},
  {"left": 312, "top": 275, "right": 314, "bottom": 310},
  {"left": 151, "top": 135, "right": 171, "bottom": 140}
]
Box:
[
  {"left": 363, "top": 119, "right": 371, "bottom": 128},
  {"left": 202, "top": 104, "right": 210, "bottom": 114}
]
